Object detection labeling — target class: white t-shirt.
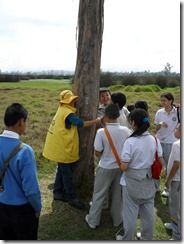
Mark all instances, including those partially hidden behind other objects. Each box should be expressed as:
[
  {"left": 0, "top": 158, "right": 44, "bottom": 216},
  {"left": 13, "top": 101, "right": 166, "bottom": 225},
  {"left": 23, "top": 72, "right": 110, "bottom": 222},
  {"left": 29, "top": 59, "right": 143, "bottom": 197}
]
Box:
[
  {"left": 94, "top": 123, "right": 131, "bottom": 169},
  {"left": 166, "top": 139, "right": 180, "bottom": 182},
  {"left": 154, "top": 107, "right": 178, "bottom": 143}
]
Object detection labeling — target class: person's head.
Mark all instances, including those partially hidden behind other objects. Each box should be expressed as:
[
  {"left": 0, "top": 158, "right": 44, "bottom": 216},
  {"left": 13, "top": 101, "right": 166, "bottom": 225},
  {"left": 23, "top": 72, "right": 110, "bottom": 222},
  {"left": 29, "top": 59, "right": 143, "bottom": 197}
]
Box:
[
  {"left": 111, "top": 92, "right": 126, "bottom": 109},
  {"left": 160, "top": 92, "right": 174, "bottom": 108},
  {"left": 60, "top": 90, "right": 79, "bottom": 106},
  {"left": 105, "top": 104, "right": 120, "bottom": 121},
  {"left": 99, "top": 88, "right": 111, "bottom": 106},
  {"left": 174, "top": 123, "right": 180, "bottom": 139},
  {"left": 134, "top": 100, "right": 148, "bottom": 112},
  {"left": 4, "top": 103, "right": 28, "bottom": 134},
  {"left": 128, "top": 108, "right": 150, "bottom": 137},
  {"left": 127, "top": 104, "right": 135, "bottom": 112}
]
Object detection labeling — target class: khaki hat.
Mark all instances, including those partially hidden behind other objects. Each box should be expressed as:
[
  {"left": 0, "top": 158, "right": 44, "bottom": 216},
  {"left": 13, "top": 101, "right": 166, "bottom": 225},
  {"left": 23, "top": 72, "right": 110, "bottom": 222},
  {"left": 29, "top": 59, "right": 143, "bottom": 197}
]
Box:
[{"left": 60, "top": 90, "right": 79, "bottom": 104}]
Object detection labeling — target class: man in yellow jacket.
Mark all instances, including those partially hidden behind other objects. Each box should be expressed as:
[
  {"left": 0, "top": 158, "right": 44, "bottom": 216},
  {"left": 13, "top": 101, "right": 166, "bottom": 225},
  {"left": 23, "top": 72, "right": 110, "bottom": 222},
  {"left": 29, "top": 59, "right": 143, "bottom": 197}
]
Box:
[{"left": 43, "top": 90, "right": 100, "bottom": 209}]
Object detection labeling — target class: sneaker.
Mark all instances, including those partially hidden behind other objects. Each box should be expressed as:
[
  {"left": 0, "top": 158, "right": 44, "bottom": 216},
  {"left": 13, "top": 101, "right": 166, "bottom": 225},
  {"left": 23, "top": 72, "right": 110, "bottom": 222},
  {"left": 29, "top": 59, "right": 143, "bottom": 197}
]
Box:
[
  {"left": 54, "top": 194, "right": 68, "bottom": 202},
  {"left": 68, "top": 198, "right": 85, "bottom": 209},
  {"left": 162, "top": 188, "right": 169, "bottom": 197},
  {"left": 85, "top": 214, "right": 96, "bottom": 229},
  {"left": 116, "top": 234, "right": 123, "bottom": 240},
  {"left": 136, "top": 232, "right": 141, "bottom": 240},
  {"left": 164, "top": 223, "right": 173, "bottom": 230}
]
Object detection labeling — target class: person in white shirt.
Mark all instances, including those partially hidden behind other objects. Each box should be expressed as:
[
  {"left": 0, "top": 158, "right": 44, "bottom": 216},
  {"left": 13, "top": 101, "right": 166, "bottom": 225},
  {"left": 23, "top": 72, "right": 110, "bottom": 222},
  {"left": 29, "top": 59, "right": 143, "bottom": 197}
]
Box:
[
  {"left": 85, "top": 104, "right": 130, "bottom": 229},
  {"left": 111, "top": 92, "right": 130, "bottom": 128},
  {"left": 154, "top": 92, "right": 179, "bottom": 197},
  {"left": 116, "top": 108, "right": 163, "bottom": 241},
  {"left": 164, "top": 123, "right": 180, "bottom": 240}
]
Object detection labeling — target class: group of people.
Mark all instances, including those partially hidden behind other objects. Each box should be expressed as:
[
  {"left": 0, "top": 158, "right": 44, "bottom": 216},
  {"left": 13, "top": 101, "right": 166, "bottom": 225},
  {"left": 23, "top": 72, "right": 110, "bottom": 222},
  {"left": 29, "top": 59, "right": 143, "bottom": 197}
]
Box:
[
  {"left": 0, "top": 88, "right": 180, "bottom": 241},
  {"left": 85, "top": 89, "right": 180, "bottom": 241}
]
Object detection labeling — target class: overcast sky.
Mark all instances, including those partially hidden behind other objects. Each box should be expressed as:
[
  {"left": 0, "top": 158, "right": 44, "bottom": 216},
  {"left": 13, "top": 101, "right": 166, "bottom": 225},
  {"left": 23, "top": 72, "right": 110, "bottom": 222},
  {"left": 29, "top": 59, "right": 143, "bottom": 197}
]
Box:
[{"left": 0, "top": 0, "right": 181, "bottom": 73}]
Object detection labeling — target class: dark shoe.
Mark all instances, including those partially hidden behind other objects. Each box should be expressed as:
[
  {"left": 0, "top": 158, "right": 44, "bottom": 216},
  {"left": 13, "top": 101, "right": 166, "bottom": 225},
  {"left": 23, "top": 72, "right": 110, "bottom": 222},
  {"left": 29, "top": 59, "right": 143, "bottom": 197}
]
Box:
[
  {"left": 69, "top": 198, "right": 85, "bottom": 209},
  {"left": 54, "top": 194, "right": 68, "bottom": 202}
]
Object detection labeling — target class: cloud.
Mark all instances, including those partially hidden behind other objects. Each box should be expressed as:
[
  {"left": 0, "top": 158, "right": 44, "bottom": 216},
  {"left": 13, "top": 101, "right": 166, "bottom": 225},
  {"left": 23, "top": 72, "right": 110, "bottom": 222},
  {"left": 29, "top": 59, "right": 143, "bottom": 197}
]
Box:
[{"left": 0, "top": 0, "right": 180, "bottom": 72}]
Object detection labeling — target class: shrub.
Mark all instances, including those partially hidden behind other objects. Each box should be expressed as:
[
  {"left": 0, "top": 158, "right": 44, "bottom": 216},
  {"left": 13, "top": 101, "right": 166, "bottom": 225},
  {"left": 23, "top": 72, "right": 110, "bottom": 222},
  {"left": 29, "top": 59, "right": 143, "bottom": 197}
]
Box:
[{"left": 108, "top": 84, "right": 125, "bottom": 91}]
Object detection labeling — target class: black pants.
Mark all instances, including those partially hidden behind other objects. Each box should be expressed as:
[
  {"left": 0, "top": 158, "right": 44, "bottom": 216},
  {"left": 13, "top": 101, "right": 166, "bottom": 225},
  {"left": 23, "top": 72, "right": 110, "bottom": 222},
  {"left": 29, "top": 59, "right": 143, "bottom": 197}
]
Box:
[{"left": 0, "top": 202, "right": 39, "bottom": 240}]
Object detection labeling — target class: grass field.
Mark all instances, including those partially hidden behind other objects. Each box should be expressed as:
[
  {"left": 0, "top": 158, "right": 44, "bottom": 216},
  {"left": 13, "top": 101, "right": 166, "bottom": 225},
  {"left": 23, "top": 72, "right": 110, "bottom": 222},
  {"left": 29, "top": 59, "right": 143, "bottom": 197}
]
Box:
[{"left": 0, "top": 80, "right": 180, "bottom": 240}]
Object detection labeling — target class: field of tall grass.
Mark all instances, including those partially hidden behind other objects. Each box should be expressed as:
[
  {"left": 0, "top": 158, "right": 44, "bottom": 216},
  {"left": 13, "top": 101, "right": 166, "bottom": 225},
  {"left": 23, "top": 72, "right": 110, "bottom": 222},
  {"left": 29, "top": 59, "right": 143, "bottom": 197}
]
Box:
[{"left": 0, "top": 80, "right": 180, "bottom": 240}]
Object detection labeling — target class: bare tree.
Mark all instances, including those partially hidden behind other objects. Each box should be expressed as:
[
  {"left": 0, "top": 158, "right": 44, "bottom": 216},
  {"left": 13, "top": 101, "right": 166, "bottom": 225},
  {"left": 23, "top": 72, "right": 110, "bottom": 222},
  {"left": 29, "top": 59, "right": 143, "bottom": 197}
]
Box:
[{"left": 72, "top": 0, "right": 104, "bottom": 192}]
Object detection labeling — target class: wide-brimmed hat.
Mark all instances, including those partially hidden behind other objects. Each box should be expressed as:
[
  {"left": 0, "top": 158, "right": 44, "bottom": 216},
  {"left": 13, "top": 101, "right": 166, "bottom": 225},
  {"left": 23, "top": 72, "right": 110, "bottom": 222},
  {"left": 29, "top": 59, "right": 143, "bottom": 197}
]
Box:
[{"left": 60, "top": 90, "right": 79, "bottom": 104}]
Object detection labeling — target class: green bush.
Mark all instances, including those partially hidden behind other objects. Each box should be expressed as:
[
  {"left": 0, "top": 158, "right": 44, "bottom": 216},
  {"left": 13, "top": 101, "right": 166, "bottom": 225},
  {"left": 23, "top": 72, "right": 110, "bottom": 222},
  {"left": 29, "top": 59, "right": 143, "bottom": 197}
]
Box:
[{"left": 108, "top": 84, "right": 125, "bottom": 91}]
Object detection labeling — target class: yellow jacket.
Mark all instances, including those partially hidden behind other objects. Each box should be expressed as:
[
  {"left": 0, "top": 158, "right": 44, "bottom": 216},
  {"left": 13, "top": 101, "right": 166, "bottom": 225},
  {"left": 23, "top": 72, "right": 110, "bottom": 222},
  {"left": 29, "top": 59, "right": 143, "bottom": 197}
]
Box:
[{"left": 43, "top": 104, "right": 79, "bottom": 163}]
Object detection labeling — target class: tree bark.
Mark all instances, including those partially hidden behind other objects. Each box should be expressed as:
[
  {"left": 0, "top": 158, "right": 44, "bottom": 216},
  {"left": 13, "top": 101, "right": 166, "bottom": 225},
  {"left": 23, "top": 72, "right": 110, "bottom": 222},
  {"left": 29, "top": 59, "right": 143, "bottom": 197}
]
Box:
[{"left": 72, "top": 0, "right": 104, "bottom": 193}]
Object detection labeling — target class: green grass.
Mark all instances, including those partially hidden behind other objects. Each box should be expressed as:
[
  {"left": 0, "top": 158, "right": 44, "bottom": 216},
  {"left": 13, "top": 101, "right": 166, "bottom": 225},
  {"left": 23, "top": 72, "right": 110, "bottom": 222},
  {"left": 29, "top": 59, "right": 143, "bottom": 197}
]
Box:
[
  {"left": 0, "top": 79, "right": 71, "bottom": 90},
  {"left": 0, "top": 80, "right": 180, "bottom": 240}
]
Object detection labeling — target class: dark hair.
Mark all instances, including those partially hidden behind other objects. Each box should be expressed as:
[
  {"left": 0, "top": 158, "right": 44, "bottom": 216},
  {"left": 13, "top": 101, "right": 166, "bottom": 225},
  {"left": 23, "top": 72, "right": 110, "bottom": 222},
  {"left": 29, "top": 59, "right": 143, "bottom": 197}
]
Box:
[
  {"left": 177, "top": 104, "right": 180, "bottom": 123},
  {"left": 105, "top": 104, "right": 120, "bottom": 120},
  {"left": 99, "top": 88, "right": 111, "bottom": 96},
  {"left": 129, "top": 108, "right": 150, "bottom": 137},
  {"left": 4, "top": 103, "right": 28, "bottom": 126},
  {"left": 160, "top": 92, "right": 174, "bottom": 106},
  {"left": 127, "top": 104, "right": 135, "bottom": 112},
  {"left": 134, "top": 100, "right": 148, "bottom": 112},
  {"left": 111, "top": 92, "right": 126, "bottom": 109}
]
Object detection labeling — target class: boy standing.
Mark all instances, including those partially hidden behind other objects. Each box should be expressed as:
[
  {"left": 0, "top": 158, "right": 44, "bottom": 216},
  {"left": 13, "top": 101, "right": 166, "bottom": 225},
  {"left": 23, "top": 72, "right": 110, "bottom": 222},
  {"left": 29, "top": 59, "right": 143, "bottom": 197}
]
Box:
[
  {"left": 85, "top": 104, "right": 130, "bottom": 229},
  {"left": 0, "top": 103, "right": 42, "bottom": 240},
  {"left": 164, "top": 123, "right": 180, "bottom": 240}
]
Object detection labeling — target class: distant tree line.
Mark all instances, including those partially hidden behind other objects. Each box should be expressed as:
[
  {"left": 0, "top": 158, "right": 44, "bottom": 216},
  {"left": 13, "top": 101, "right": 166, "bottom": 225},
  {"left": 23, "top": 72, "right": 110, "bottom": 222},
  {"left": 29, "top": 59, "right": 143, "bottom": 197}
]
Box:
[
  {"left": 99, "top": 71, "right": 180, "bottom": 88},
  {"left": 0, "top": 71, "right": 180, "bottom": 89}
]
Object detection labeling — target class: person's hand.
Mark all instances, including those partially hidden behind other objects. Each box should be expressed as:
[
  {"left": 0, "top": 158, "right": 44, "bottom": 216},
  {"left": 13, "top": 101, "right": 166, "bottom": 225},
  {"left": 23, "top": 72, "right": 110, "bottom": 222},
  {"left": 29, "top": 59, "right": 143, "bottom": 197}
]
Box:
[
  {"left": 165, "top": 180, "right": 170, "bottom": 189},
  {"left": 96, "top": 117, "right": 101, "bottom": 127},
  {"left": 159, "top": 122, "right": 168, "bottom": 128}
]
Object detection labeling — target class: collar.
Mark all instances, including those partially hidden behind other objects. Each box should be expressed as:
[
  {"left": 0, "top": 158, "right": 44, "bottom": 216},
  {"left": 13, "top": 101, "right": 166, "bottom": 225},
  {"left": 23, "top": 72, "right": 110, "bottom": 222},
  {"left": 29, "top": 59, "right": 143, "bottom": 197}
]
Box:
[
  {"left": 0, "top": 130, "right": 19, "bottom": 139},
  {"left": 106, "top": 123, "right": 120, "bottom": 126},
  {"left": 141, "top": 131, "right": 150, "bottom": 136},
  {"left": 163, "top": 107, "right": 175, "bottom": 114}
]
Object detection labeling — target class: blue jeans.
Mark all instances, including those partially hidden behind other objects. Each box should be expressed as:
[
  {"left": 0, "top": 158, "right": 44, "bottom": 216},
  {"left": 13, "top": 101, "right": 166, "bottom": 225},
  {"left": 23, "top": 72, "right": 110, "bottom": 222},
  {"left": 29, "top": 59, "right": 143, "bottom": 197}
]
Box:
[{"left": 53, "top": 163, "right": 77, "bottom": 201}]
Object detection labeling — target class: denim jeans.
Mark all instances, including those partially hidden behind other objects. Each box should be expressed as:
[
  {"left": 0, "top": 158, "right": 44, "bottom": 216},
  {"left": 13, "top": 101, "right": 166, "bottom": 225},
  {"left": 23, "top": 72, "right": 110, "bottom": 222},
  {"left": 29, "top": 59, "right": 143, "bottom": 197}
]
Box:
[{"left": 53, "top": 163, "right": 77, "bottom": 201}]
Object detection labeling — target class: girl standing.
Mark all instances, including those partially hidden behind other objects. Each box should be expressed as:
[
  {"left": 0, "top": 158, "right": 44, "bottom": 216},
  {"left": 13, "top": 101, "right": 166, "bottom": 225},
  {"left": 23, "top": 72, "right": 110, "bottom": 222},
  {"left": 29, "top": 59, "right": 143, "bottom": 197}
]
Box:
[
  {"left": 154, "top": 92, "right": 179, "bottom": 197},
  {"left": 116, "top": 108, "right": 163, "bottom": 240}
]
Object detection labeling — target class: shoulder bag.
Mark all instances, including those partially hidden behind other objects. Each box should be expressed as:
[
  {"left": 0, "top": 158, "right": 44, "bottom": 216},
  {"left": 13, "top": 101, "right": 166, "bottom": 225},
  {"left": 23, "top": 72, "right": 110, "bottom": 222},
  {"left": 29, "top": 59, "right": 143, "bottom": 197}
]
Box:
[{"left": 152, "top": 136, "right": 162, "bottom": 179}]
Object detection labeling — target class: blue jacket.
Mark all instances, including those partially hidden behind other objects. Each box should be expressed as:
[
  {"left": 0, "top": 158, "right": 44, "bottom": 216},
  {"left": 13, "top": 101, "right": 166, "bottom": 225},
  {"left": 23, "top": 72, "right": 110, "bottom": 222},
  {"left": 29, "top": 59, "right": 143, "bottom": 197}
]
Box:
[{"left": 0, "top": 135, "right": 42, "bottom": 213}]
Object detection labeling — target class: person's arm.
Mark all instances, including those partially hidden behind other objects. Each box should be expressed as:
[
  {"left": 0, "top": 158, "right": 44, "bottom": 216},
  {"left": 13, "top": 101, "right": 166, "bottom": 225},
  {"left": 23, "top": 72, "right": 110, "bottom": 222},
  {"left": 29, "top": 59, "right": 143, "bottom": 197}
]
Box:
[
  {"left": 156, "top": 122, "right": 168, "bottom": 132},
  {"left": 120, "top": 161, "right": 129, "bottom": 172},
  {"left": 158, "top": 156, "right": 164, "bottom": 166},
  {"left": 94, "top": 149, "right": 102, "bottom": 157},
  {"left": 66, "top": 114, "right": 101, "bottom": 128},
  {"left": 83, "top": 118, "right": 101, "bottom": 127},
  {"left": 165, "top": 161, "right": 180, "bottom": 188},
  {"left": 27, "top": 193, "right": 42, "bottom": 217}
]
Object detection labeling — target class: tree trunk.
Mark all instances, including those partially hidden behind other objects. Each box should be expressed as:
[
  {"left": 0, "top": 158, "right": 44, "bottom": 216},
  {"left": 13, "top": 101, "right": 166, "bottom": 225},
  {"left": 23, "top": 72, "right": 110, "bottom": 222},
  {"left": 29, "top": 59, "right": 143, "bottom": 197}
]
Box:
[{"left": 72, "top": 0, "right": 104, "bottom": 194}]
